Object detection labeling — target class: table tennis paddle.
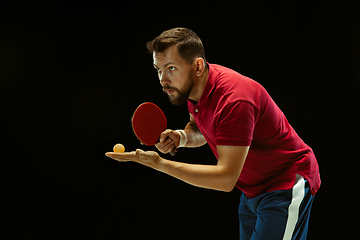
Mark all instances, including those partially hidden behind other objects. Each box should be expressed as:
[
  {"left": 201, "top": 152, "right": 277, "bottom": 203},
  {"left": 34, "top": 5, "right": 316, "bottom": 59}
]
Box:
[{"left": 132, "top": 102, "right": 177, "bottom": 156}]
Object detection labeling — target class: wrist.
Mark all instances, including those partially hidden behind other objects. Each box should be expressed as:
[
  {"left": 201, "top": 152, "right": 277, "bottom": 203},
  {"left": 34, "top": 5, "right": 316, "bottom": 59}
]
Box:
[{"left": 175, "top": 129, "right": 188, "bottom": 148}]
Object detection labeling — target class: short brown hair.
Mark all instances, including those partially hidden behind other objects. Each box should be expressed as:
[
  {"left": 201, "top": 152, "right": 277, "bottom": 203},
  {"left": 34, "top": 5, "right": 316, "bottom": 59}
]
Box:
[{"left": 146, "top": 27, "right": 206, "bottom": 64}]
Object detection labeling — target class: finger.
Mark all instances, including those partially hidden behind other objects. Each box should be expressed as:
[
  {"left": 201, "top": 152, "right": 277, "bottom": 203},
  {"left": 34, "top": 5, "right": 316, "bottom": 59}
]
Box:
[
  {"left": 155, "top": 142, "right": 166, "bottom": 153},
  {"left": 135, "top": 149, "right": 152, "bottom": 161},
  {"left": 136, "top": 149, "right": 144, "bottom": 156},
  {"left": 168, "top": 131, "right": 181, "bottom": 148},
  {"left": 156, "top": 139, "right": 173, "bottom": 153},
  {"left": 155, "top": 138, "right": 170, "bottom": 149},
  {"left": 105, "top": 152, "right": 136, "bottom": 162},
  {"left": 165, "top": 144, "right": 174, "bottom": 153},
  {"left": 162, "top": 139, "right": 174, "bottom": 153}
]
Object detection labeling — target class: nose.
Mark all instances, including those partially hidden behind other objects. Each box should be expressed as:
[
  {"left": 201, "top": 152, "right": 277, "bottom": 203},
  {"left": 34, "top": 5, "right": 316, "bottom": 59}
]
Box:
[{"left": 159, "top": 72, "right": 170, "bottom": 87}]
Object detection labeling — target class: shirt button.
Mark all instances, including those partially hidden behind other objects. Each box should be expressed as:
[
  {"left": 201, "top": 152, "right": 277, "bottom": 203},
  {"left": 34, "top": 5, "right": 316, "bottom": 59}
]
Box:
[{"left": 195, "top": 109, "right": 199, "bottom": 113}]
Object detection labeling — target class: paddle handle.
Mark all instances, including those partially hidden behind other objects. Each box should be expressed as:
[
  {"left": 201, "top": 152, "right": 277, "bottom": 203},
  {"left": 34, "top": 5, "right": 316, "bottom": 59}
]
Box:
[{"left": 170, "top": 148, "right": 178, "bottom": 156}]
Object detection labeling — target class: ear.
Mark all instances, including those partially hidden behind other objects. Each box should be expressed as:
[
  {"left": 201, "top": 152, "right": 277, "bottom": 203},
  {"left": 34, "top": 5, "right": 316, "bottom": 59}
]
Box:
[{"left": 194, "top": 58, "right": 206, "bottom": 77}]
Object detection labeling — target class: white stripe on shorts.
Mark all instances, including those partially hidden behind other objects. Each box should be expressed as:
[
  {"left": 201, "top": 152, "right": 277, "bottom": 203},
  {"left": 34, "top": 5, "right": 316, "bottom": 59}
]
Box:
[{"left": 282, "top": 174, "right": 305, "bottom": 240}]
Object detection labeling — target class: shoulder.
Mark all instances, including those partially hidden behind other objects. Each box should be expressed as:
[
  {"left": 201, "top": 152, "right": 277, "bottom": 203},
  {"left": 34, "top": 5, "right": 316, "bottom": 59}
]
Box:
[{"left": 210, "top": 64, "right": 264, "bottom": 109}]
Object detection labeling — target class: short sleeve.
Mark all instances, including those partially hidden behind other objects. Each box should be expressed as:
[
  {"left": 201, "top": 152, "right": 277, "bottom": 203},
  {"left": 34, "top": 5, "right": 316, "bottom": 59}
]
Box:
[{"left": 216, "top": 101, "right": 257, "bottom": 146}]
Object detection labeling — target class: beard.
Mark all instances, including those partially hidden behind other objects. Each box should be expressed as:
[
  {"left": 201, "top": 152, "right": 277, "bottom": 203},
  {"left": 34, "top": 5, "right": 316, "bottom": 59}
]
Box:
[{"left": 163, "top": 70, "right": 195, "bottom": 106}]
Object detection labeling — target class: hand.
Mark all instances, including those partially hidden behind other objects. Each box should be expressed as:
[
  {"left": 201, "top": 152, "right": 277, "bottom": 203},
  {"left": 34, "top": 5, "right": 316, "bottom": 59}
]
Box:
[
  {"left": 105, "top": 149, "right": 160, "bottom": 168},
  {"left": 155, "top": 129, "right": 180, "bottom": 154}
]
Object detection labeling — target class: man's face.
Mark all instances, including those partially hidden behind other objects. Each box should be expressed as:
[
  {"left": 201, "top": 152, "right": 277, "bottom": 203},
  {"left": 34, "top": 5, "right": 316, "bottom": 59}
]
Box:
[{"left": 153, "top": 45, "right": 195, "bottom": 106}]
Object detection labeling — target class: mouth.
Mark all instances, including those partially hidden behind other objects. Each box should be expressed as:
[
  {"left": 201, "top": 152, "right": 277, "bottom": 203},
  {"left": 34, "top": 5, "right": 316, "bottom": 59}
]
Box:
[
  {"left": 166, "top": 90, "right": 174, "bottom": 95},
  {"left": 163, "top": 87, "right": 176, "bottom": 95}
]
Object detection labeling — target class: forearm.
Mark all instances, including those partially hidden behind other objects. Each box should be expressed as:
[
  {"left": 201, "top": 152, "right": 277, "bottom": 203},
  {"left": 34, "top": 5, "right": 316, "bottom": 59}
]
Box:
[
  {"left": 106, "top": 147, "right": 248, "bottom": 193},
  {"left": 152, "top": 157, "right": 235, "bottom": 192},
  {"left": 183, "top": 121, "right": 207, "bottom": 148}
]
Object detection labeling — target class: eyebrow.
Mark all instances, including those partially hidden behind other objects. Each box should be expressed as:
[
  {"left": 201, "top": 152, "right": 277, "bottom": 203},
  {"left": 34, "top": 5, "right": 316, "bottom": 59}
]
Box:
[
  {"left": 153, "top": 61, "right": 175, "bottom": 69},
  {"left": 163, "top": 61, "right": 175, "bottom": 68}
]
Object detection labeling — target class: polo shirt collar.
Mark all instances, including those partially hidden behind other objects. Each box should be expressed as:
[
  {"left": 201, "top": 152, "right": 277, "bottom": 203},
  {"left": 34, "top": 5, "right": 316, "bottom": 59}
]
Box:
[{"left": 188, "top": 63, "right": 217, "bottom": 106}]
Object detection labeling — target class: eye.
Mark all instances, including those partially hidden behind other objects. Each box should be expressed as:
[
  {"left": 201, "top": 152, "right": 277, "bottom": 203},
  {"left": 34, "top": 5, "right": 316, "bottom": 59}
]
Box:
[{"left": 169, "top": 66, "right": 176, "bottom": 71}]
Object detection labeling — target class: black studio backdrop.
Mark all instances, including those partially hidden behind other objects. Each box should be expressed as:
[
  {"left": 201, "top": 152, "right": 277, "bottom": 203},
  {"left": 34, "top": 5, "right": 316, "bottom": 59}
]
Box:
[{"left": 1, "top": 1, "right": 359, "bottom": 239}]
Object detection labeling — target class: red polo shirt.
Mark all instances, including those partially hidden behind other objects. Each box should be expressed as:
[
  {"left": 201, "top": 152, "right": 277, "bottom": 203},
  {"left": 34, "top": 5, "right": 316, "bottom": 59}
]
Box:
[{"left": 187, "top": 64, "right": 321, "bottom": 198}]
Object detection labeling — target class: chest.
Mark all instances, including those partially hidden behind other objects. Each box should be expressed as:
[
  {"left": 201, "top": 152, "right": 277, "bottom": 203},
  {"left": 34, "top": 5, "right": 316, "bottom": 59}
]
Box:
[{"left": 188, "top": 98, "right": 225, "bottom": 152}]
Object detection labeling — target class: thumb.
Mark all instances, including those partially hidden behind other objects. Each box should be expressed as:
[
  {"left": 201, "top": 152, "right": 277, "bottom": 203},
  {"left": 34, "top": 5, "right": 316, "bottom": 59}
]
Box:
[
  {"left": 159, "top": 129, "right": 172, "bottom": 142},
  {"left": 136, "top": 149, "right": 144, "bottom": 156},
  {"left": 135, "top": 149, "right": 146, "bottom": 161}
]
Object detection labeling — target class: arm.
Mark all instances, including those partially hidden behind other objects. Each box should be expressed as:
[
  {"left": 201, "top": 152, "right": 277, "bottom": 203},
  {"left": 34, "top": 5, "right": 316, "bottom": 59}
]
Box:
[
  {"left": 156, "top": 145, "right": 249, "bottom": 192},
  {"left": 183, "top": 113, "right": 207, "bottom": 148},
  {"left": 105, "top": 145, "right": 249, "bottom": 192}
]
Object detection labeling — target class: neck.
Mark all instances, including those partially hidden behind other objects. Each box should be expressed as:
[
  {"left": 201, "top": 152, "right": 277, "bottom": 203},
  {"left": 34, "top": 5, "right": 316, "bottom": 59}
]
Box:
[{"left": 188, "top": 66, "right": 209, "bottom": 102}]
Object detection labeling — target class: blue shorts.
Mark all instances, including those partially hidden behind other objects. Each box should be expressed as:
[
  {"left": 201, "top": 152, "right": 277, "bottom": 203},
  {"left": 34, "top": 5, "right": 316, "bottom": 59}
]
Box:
[{"left": 238, "top": 175, "right": 315, "bottom": 240}]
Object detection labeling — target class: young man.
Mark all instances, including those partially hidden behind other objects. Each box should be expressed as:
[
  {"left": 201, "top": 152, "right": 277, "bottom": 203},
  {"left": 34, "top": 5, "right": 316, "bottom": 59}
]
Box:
[{"left": 105, "top": 28, "right": 321, "bottom": 240}]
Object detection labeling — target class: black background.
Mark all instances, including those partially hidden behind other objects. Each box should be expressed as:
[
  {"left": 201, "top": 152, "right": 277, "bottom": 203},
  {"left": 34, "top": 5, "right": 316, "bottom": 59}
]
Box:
[{"left": 1, "top": 0, "right": 359, "bottom": 239}]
